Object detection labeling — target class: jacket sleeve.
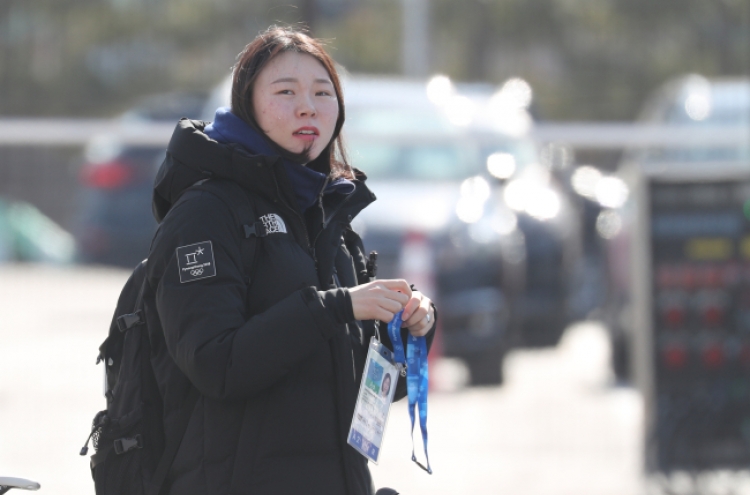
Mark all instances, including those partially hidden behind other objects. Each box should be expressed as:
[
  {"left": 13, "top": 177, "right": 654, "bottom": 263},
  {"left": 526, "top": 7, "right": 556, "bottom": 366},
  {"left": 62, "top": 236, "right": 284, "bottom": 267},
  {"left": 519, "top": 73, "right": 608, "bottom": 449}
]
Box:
[{"left": 151, "top": 192, "right": 344, "bottom": 401}]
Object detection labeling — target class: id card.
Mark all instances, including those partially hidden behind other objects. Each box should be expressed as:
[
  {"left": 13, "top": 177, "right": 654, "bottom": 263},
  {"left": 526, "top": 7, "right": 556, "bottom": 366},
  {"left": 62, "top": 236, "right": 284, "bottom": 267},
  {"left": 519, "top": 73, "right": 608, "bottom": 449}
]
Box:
[{"left": 348, "top": 337, "right": 399, "bottom": 464}]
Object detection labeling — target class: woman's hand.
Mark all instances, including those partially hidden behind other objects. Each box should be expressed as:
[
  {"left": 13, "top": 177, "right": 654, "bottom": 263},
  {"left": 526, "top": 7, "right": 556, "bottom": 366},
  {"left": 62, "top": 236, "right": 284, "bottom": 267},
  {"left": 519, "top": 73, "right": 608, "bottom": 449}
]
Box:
[
  {"left": 349, "top": 279, "right": 411, "bottom": 322},
  {"left": 401, "top": 291, "right": 435, "bottom": 337}
]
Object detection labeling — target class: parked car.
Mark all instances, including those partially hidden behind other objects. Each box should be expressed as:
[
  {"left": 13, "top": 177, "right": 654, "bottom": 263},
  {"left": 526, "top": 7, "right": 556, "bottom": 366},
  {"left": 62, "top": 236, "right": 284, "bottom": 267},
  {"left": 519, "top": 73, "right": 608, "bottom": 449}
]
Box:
[
  {"left": 634, "top": 75, "right": 750, "bottom": 162},
  {"left": 467, "top": 79, "right": 584, "bottom": 348},
  {"left": 341, "top": 76, "right": 524, "bottom": 384},
  {"left": 74, "top": 91, "right": 207, "bottom": 267},
  {"left": 344, "top": 76, "right": 586, "bottom": 380}
]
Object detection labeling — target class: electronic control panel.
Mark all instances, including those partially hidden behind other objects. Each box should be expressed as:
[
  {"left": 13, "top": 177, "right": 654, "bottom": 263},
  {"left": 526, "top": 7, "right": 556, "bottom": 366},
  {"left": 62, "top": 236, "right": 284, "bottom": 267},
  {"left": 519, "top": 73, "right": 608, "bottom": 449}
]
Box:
[{"left": 650, "top": 179, "right": 750, "bottom": 470}]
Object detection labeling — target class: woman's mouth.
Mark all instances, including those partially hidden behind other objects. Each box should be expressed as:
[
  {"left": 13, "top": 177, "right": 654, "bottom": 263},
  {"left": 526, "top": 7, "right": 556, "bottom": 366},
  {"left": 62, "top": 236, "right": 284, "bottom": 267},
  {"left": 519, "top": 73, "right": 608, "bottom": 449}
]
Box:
[{"left": 293, "top": 127, "right": 319, "bottom": 142}]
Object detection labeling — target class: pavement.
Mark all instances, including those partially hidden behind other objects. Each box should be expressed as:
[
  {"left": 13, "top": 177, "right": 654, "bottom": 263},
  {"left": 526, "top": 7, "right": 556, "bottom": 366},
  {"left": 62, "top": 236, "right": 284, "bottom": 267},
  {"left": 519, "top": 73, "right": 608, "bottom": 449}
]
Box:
[{"left": 0, "top": 264, "right": 645, "bottom": 494}]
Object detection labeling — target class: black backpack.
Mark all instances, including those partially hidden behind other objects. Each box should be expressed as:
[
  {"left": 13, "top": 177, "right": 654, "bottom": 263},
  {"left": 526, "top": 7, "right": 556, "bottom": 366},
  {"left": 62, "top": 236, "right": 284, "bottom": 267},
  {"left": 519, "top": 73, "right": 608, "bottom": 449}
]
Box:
[{"left": 80, "top": 179, "right": 268, "bottom": 495}]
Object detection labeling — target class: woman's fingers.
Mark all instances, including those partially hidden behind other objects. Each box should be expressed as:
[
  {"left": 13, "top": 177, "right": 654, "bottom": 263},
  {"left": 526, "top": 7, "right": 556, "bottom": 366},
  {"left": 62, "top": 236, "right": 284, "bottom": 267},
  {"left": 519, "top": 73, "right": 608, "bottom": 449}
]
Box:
[
  {"left": 377, "top": 279, "right": 412, "bottom": 300},
  {"left": 349, "top": 279, "right": 411, "bottom": 321},
  {"left": 378, "top": 297, "right": 405, "bottom": 316},
  {"left": 403, "top": 304, "right": 428, "bottom": 328},
  {"left": 374, "top": 308, "right": 397, "bottom": 323},
  {"left": 402, "top": 291, "right": 434, "bottom": 337},
  {"left": 405, "top": 310, "right": 433, "bottom": 336},
  {"left": 348, "top": 280, "right": 434, "bottom": 329},
  {"left": 401, "top": 292, "right": 422, "bottom": 321},
  {"left": 408, "top": 323, "right": 432, "bottom": 337}
]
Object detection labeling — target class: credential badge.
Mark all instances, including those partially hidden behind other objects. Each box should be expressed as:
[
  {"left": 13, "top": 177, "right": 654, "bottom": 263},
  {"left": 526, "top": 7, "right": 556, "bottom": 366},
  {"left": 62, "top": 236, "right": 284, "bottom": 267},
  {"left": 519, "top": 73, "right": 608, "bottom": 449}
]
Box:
[{"left": 176, "top": 241, "right": 217, "bottom": 283}]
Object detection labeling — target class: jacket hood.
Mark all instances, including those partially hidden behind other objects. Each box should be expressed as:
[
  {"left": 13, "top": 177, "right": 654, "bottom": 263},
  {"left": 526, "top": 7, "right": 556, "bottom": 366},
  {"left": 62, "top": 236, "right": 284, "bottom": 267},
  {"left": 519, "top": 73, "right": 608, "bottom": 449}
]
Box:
[
  {"left": 204, "top": 107, "right": 355, "bottom": 213},
  {"left": 153, "top": 118, "right": 374, "bottom": 223}
]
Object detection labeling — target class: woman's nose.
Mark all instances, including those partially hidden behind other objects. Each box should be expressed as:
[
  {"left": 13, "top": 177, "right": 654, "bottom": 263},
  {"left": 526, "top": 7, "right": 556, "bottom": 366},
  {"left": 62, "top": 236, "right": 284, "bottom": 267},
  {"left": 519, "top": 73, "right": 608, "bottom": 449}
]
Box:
[{"left": 296, "top": 95, "right": 317, "bottom": 117}]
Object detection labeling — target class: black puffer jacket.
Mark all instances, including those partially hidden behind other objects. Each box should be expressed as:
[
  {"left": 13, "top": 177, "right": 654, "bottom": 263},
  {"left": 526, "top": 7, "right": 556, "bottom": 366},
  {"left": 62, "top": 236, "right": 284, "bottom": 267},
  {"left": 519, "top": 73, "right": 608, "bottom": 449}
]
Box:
[{"left": 143, "top": 119, "right": 435, "bottom": 495}]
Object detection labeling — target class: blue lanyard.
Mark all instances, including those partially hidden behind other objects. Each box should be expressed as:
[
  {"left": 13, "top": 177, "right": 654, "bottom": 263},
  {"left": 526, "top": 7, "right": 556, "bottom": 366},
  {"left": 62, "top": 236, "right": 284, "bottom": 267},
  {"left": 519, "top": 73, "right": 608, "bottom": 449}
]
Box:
[{"left": 387, "top": 311, "right": 432, "bottom": 474}]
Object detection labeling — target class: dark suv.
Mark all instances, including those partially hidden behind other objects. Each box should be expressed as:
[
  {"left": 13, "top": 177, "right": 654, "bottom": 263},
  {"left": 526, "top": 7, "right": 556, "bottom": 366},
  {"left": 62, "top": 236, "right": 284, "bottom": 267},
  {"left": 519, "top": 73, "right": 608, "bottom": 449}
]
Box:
[
  {"left": 344, "top": 77, "right": 582, "bottom": 383},
  {"left": 75, "top": 92, "right": 207, "bottom": 267}
]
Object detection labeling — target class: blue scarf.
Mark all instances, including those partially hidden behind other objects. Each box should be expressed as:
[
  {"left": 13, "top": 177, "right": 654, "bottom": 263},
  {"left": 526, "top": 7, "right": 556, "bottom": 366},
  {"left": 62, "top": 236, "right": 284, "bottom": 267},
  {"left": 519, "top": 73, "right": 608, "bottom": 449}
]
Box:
[{"left": 204, "top": 107, "right": 354, "bottom": 212}]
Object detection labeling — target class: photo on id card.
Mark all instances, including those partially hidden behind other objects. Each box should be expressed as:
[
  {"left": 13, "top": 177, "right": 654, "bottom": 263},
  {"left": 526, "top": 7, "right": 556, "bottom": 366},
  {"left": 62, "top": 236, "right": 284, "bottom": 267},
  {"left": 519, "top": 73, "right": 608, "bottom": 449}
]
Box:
[{"left": 348, "top": 337, "right": 399, "bottom": 463}]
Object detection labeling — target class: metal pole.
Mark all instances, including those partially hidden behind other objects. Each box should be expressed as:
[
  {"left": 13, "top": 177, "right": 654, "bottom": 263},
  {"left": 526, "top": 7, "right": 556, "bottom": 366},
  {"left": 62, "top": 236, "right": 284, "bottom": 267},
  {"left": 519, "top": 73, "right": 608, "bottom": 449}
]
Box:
[{"left": 401, "top": 0, "right": 429, "bottom": 77}]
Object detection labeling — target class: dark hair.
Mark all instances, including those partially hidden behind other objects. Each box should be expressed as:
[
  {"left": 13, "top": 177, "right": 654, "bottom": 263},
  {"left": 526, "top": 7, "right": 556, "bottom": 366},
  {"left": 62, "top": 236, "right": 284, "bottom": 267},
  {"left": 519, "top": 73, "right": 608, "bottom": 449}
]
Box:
[{"left": 231, "top": 26, "right": 352, "bottom": 179}]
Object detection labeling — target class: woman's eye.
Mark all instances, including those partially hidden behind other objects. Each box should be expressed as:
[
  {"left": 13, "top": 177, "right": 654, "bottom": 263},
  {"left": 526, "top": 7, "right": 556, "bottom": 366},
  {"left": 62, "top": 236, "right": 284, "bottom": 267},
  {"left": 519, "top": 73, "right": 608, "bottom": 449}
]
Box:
[
  {"left": 316, "top": 91, "right": 334, "bottom": 97},
  {"left": 277, "top": 89, "right": 294, "bottom": 95}
]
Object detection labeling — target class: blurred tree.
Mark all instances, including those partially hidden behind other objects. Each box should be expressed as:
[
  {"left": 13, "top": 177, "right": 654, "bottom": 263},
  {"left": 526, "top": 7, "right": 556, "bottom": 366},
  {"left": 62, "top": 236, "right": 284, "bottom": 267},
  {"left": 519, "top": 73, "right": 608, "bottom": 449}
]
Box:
[
  {"left": 316, "top": 0, "right": 401, "bottom": 74},
  {"left": 428, "top": 0, "right": 749, "bottom": 119},
  {"left": 0, "top": 0, "right": 746, "bottom": 119}
]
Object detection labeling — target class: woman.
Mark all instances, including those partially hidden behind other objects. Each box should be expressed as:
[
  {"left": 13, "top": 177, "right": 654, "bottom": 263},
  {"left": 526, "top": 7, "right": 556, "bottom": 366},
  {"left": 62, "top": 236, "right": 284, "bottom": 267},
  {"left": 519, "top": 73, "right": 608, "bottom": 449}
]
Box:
[
  {"left": 380, "top": 373, "right": 393, "bottom": 398},
  {"left": 144, "top": 26, "right": 437, "bottom": 495}
]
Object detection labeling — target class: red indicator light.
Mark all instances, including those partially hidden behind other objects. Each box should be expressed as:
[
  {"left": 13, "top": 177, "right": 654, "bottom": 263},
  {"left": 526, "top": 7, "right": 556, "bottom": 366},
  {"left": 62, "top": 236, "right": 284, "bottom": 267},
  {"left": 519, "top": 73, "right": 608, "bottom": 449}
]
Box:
[
  {"left": 703, "top": 306, "right": 724, "bottom": 327},
  {"left": 702, "top": 344, "right": 724, "bottom": 369},
  {"left": 679, "top": 266, "right": 697, "bottom": 290},
  {"left": 664, "top": 307, "right": 685, "bottom": 328},
  {"left": 663, "top": 345, "right": 688, "bottom": 370}
]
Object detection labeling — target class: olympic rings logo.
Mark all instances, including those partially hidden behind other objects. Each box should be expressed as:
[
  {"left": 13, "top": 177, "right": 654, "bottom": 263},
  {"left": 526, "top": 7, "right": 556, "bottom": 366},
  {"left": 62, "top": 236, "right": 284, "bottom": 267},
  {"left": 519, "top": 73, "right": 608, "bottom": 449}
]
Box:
[{"left": 190, "top": 268, "right": 204, "bottom": 276}]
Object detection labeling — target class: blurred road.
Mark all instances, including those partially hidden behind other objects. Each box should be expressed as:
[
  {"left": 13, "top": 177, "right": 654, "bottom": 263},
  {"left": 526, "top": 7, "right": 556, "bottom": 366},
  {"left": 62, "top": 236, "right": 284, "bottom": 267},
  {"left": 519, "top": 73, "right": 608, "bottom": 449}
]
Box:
[{"left": 0, "top": 265, "right": 644, "bottom": 495}]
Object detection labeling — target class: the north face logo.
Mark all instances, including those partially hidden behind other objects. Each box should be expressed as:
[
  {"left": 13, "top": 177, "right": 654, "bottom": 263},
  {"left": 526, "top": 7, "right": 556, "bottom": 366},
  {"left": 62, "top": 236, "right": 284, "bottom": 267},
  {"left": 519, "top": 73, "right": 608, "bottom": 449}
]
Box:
[{"left": 260, "top": 214, "right": 287, "bottom": 234}]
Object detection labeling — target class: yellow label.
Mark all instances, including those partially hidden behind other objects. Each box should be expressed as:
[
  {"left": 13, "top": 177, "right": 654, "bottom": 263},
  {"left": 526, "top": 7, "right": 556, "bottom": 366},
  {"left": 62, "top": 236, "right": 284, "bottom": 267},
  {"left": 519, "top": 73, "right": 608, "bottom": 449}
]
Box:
[
  {"left": 685, "top": 238, "right": 733, "bottom": 261},
  {"left": 741, "top": 236, "right": 750, "bottom": 259}
]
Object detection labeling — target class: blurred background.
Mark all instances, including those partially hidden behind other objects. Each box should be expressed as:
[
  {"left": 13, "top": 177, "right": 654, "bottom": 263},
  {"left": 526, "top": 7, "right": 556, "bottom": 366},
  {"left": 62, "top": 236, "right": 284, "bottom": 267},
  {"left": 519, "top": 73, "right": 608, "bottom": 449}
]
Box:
[{"left": 0, "top": 1, "right": 748, "bottom": 494}]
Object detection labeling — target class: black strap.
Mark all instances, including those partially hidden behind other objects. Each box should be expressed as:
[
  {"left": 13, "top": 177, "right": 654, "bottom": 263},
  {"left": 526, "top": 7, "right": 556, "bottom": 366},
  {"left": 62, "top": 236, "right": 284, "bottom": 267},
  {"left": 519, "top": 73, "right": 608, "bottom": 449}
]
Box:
[{"left": 149, "top": 387, "right": 200, "bottom": 495}]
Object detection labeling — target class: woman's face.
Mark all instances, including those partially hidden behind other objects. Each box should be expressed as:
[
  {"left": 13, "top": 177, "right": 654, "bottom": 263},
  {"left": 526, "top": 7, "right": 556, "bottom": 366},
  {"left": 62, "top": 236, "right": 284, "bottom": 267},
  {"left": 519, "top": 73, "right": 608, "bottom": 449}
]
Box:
[
  {"left": 252, "top": 51, "right": 339, "bottom": 163},
  {"left": 381, "top": 375, "right": 391, "bottom": 395}
]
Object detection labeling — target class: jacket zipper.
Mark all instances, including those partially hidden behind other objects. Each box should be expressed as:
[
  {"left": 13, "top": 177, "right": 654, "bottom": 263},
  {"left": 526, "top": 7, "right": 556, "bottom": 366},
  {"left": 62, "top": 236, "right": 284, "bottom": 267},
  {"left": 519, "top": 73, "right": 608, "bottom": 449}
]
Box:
[
  {"left": 310, "top": 181, "right": 354, "bottom": 253},
  {"left": 271, "top": 170, "right": 314, "bottom": 260},
  {"left": 310, "top": 177, "right": 331, "bottom": 259}
]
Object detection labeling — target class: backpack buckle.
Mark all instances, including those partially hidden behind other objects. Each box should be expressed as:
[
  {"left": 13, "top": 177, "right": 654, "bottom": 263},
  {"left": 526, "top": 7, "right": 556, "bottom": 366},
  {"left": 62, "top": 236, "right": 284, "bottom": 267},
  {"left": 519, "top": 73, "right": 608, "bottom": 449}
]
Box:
[
  {"left": 116, "top": 310, "right": 143, "bottom": 332},
  {"left": 113, "top": 434, "right": 143, "bottom": 455},
  {"left": 244, "top": 221, "right": 268, "bottom": 238}
]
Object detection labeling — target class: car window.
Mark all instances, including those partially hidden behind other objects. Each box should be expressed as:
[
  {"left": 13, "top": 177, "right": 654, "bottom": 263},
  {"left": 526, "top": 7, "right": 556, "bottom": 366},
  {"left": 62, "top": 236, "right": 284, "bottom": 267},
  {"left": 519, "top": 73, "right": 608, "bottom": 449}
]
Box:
[
  {"left": 345, "top": 105, "right": 483, "bottom": 180},
  {"left": 646, "top": 99, "right": 749, "bottom": 163},
  {"left": 348, "top": 140, "right": 481, "bottom": 181},
  {"left": 346, "top": 107, "right": 458, "bottom": 135},
  {"left": 642, "top": 82, "right": 750, "bottom": 164}
]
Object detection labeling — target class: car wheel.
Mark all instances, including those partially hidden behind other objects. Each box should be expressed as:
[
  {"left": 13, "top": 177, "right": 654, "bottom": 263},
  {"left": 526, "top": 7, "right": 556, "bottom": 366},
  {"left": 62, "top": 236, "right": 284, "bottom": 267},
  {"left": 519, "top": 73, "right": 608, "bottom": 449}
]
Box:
[
  {"left": 522, "top": 313, "right": 567, "bottom": 348},
  {"left": 466, "top": 350, "right": 504, "bottom": 386},
  {"left": 611, "top": 331, "right": 631, "bottom": 384}
]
